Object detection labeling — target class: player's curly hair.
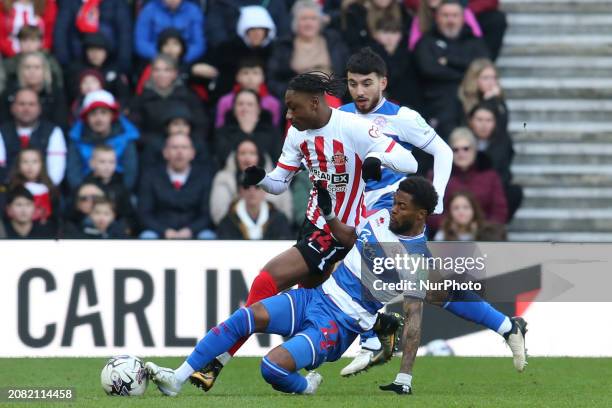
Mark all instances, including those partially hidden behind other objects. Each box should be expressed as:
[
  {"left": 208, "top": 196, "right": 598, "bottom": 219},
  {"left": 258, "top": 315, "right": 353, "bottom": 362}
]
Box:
[
  {"left": 287, "top": 71, "right": 346, "bottom": 98},
  {"left": 398, "top": 176, "right": 439, "bottom": 215}
]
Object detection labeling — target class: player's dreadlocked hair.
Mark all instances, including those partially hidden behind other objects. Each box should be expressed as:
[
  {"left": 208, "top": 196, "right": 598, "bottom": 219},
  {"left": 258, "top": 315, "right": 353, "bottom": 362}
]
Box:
[
  {"left": 398, "top": 177, "right": 439, "bottom": 215},
  {"left": 287, "top": 71, "right": 346, "bottom": 98}
]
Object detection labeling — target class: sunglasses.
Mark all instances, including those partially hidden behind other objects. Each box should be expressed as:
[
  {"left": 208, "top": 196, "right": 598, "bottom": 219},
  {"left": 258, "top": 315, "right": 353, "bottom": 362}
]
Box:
[
  {"left": 78, "top": 194, "right": 103, "bottom": 202},
  {"left": 452, "top": 146, "right": 472, "bottom": 153}
]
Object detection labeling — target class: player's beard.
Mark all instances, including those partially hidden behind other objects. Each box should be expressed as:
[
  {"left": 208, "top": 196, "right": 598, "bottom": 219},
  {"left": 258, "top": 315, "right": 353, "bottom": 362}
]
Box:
[
  {"left": 355, "top": 91, "right": 382, "bottom": 114},
  {"left": 389, "top": 217, "right": 414, "bottom": 235}
]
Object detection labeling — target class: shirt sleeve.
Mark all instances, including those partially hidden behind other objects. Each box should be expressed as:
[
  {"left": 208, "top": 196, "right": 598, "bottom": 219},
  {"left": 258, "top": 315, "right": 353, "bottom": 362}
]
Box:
[
  {"left": 395, "top": 107, "right": 437, "bottom": 150},
  {"left": 276, "top": 128, "right": 304, "bottom": 172}
]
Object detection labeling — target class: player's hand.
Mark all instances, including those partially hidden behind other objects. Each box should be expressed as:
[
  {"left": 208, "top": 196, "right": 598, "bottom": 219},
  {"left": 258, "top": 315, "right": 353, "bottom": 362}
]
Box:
[
  {"left": 315, "top": 180, "right": 334, "bottom": 220},
  {"left": 379, "top": 382, "right": 412, "bottom": 395},
  {"left": 241, "top": 166, "right": 266, "bottom": 186},
  {"left": 362, "top": 157, "right": 382, "bottom": 182}
]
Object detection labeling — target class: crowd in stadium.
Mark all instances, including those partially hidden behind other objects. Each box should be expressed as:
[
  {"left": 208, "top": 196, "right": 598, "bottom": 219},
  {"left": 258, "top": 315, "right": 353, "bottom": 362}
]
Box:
[{"left": 0, "top": 0, "right": 522, "bottom": 241}]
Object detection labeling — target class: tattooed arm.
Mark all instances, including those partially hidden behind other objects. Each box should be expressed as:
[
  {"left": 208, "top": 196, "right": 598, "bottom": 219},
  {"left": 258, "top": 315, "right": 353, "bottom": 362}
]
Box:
[{"left": 379, "top": 298, "right": 424, "bottom": 395}]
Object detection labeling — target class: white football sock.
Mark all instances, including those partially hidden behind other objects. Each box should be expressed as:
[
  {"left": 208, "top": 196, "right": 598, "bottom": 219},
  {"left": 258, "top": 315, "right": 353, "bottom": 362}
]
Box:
[
  {"left": 395, "top": 373, "right": 412, "bottom": 387},
  {"left": 497, "top": 316, "right": 513, "bottom": 336},
  {"left": 361, "top": 336, "right": 382, "bottom": 351},
  {"left": 174, "top": 361, "right": 195, "bottom": 383}
]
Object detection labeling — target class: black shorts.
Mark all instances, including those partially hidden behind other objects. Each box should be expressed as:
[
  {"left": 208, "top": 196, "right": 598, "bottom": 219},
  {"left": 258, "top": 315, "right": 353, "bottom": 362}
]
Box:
[{"left": 294, "top": 220, "right": 350, "bottom": 275}]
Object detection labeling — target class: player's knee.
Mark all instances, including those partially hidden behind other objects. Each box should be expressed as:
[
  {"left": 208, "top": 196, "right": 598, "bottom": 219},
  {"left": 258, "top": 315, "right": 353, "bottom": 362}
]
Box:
[
  {"left": 260, "top": 356, "right": 291, "bottom": 386},
  {"left": 248, "top": 302, "right": 270, "bottom": 332}
]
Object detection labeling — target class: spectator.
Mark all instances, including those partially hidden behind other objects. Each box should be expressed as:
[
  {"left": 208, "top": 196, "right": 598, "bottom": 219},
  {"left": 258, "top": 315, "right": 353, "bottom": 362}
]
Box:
[
  {"left": 267, "top": 0, "right": 349, "bottom": 99},
  {"left": 1, "top": 51, "right": 67, "bottom": 127},
  {"left": 205, "top": 0, "right": 290, "bottom": 50},
  {"left": 210, "top": 138, "right": 292, "bottom": 226},
  {"left": 68, "top": 33, "right": 131, "bottom": 109},
  {"left": 69, "top": 68, "right": 104, "bottom": 125},
  {"left": 140, "top": 103, "right": 210, "bottom": 169},
  {"left": 414, "top": 0, "right": 489, "bottom": 139},
  {"left": 129, "top": 54, "right": 207, "bottom": 146},
  {"left": 138, "top": 132, "right": 215, "bottom": 239},
  {"left": 211, "top": 5, "right": 276, "bottom": 96},
  {"left": 0, "top": 87, "right": 65, "bottom": 185},
  {"left": 62, "top": 181, "right": 107, "bottom": 237},
  {"left": 135, "top": 28, "right": 198, "bottom": 94},
  {"left": 53, "top": 0, "right": 132, "bottom": 73},
  {"left": 341, "top": 0, "right": 411, "bottom": 52},
  {"left": 434, "top": 190, "right": 488, "bottom": 241},
  {"left": 67, "top": 89, "right": 139, "bottom": 191},
  {"left": 467, "top": 0, "right": 506, "bottom": 60},
  {"left": 134, "top": 0, "right": 205, "bottom": 64},
  {"left": 0, "top": 0, "right": 57, "bottom": 58},
  {"left": 435, "top": 127, "right": 507, "bottom": 228},
  {"left": 217, "top": 184, "right": 293, "bottom": 240},
  {"left": 468, "top": 102, "right": 522, "bottom": 220},
  {"left": 75, "top": 196, "right": 127, "bottom": 238},
  {"left": 215, "top": 57, "right": 281, "bottom": 128},
  {"left": 368, "top": 20, "right": 422, "bottom": 109},
  {"left": 82, "top": 144, "right": 135, "bottom": 231},
  {"left": 405, "top": 0, "right": 482, "bottom": 51},
  {"left": 214, "top": 88, "right": 282, "bottom": 164},
  {"left": 3, "top": 185, "right": 54, "bottom": 238},
  {"left": 8, "top": 147, "right": 59, "bottom": 224},
  {"left": 458, "top": 58, "right": 507, "bottom": 130},
  {"left": 3, "top": 25, "right": 62, "bottom": 92}
]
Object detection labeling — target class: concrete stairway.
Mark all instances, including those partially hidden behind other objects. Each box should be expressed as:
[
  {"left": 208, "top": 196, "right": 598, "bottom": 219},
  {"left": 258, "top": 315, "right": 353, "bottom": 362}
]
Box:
[{"left": 499, "top": 0, "right": 612, "bottom": 241}]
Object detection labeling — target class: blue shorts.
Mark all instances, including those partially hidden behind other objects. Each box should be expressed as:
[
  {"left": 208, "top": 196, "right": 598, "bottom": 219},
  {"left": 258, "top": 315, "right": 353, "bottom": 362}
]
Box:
[{"left": 260, "top": 288, "right": 359, "bottom": 370}]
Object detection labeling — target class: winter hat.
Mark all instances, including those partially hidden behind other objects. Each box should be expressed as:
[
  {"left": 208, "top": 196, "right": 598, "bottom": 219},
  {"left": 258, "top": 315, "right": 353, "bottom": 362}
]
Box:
[
  {"left": 237, "top": 6, "right": 276, "bottom": 47},
  {"left": 80, "top": 89, "right": 119, "bottom": 119}
]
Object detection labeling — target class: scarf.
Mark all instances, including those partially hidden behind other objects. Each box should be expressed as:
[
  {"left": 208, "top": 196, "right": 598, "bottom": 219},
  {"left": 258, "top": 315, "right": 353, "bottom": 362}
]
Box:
[
  {"left": 76, "top": 0, "right": 101, "bottom": 33},
  {"left": 236, "top": 199, "right": 269, "bottom": 240}
]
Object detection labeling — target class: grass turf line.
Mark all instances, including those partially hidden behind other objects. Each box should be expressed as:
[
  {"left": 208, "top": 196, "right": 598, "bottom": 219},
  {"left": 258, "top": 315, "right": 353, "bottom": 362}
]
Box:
[{"left": 0, "top": 357, "right": 611, "bottom": 407}]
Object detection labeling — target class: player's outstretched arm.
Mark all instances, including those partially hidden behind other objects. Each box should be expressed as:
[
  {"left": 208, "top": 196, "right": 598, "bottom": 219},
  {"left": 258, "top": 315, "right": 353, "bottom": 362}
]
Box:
[
  {"left": 315, "top": 181, "right": 357, "bottom": 247},
  {"left": 363, "top": 144, "right": 418, "bottom": 183},
  {"left": 244, "top": 165, "right": 296, "bottom": 195},
  {"left": 379, "top": 298, "right": 423, "bottom": 395}
]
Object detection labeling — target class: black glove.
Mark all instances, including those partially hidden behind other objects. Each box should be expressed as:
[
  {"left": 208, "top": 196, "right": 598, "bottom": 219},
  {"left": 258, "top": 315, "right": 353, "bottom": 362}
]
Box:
[
  {"left": 362, "top": 157, "right": 382, "bottom": 182},
  {"left": 379, "top": 382, "right": 412, "bottom": 395},
  {"left": 241, "top": 166, "right": 266, "bottom": 186},
  {"left": 315, "top": 180, "right": 333, "bottom": 219}
]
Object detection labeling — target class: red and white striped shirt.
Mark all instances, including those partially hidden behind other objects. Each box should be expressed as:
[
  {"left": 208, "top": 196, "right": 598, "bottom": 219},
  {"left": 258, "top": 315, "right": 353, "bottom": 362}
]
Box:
[{"left": 276, "top": 109, "right": 399, "bottom": 231}]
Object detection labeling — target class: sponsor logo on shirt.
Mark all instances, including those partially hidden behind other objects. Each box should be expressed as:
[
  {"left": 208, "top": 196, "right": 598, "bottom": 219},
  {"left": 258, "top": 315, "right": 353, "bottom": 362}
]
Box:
[
  {"left": 310, "top": 168, "right": 349, "bottom": 192},
  {"left": 368, "top": 125, "right": 382, "bottom": 139}
]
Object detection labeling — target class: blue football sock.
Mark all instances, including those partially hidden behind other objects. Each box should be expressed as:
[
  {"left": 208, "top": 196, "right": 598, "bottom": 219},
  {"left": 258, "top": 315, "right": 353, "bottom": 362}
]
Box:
[
  {"left": 260, "top": 357, "right": 307, "bottom": 393},
  {"left": 187, "top": 307, "right": 254, "bottom": 370},
  {"left": 443, "top": 290, "right": 508, "bottom": 333}
]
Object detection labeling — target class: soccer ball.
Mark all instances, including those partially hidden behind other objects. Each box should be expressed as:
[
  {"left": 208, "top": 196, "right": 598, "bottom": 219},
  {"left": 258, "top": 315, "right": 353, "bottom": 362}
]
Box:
[{"left": 100, "top": 355, "right": 148, "bottom": 396}]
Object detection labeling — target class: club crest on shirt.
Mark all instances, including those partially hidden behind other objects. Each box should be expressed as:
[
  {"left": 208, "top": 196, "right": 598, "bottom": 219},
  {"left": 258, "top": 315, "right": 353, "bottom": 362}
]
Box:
[
  {"left": 373, "top": 116, "right": 387, "bottom": 127},
  {"left": 330, "top": 153, "right": 348, "bottom": 166}
]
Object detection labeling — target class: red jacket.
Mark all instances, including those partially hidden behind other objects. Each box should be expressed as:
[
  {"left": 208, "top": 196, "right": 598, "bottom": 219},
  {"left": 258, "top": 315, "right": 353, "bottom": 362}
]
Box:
[
  {"left": 0, "top": 1, "right": 57, "bottom": 57},
  {"left": 468, "top": 0, "right": 499, "bottom": 14},
  {"left": 429, "top": 153, "right": 508, "bottom": 230}
]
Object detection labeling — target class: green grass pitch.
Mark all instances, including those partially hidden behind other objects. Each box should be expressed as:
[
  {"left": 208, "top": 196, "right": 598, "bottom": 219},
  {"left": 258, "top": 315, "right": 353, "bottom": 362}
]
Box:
[{"left": 1, "top": 357, "right": 611, "bottom": 407}]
